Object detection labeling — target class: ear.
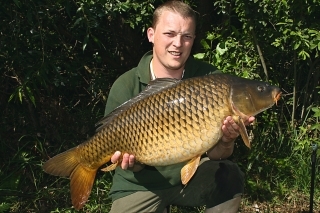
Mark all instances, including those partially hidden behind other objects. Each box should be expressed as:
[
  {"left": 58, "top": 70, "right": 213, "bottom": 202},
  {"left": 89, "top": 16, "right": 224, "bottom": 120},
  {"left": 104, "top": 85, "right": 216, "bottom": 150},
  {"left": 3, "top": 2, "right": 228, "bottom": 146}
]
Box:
[{"left": 147, "top": 27, "right": 155, "bottom": 43}]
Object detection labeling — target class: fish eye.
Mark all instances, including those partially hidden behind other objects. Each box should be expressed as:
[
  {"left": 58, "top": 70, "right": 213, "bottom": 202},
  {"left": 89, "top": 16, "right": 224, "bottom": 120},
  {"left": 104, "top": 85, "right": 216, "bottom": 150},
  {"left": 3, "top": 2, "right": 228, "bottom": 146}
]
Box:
[{"left": 258, "top": 86, "right": 265, "bottom": 92}]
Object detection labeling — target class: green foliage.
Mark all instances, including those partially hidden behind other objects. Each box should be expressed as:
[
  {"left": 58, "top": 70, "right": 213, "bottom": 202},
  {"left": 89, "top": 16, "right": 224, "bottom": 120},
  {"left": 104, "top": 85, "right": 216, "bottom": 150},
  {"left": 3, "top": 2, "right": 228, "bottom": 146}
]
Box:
[
  {"left": 0, "top": 203, "right": 10, "bottom": 213},
  {"left": 0, "top": 0, "right": 157, "bottom": 211},
  {"left": 194, "top": 31, "right": 260, "bottom": 79},
  {"left": 196, "top": 0, "right": 320, "bottom": 210}
]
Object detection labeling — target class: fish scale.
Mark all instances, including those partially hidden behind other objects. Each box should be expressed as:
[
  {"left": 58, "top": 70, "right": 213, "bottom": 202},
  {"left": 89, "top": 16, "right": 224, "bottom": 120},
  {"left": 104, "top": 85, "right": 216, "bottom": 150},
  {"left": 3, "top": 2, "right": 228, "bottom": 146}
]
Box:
[{"left": 43, "top": 73, "right": 281, "bottom": 210}]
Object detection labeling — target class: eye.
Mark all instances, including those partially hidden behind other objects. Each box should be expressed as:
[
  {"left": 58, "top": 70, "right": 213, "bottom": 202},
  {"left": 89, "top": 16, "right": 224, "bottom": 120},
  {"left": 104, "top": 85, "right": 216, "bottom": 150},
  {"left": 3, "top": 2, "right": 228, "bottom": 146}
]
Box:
[
  {"left": 183, "top": 34, "right": 194, "bottom": 40},
  {"left": 258, "top": 86, "right": 265, "bottom": 92},
  {"left": 164, "top": 32, "right": 175, "bottom": 37}
]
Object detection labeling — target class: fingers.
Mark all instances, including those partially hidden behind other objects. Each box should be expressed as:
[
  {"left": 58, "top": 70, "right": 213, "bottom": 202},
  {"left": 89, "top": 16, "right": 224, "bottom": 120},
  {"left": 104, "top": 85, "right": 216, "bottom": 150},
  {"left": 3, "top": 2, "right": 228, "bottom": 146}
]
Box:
[
  {"left": 111, "top": 151, "right": 121, "bottom": 163},
  {"left": 244, "top": 116, "right": 255, "bottom": 126},
  {"left": 221, "top": 116, "right": 239, "bottom": 142},
  {"left": 221, "top": 116, "right": 255, "bottom": 142},
  {"left": 224, "top": 116, "right": 240, "bottom": 131},
  {"left": 122, "top": 153, "right": 135, "bottom": 169},
  {"left": 248, "top": 116, "right": 255, "bottom": 123},
  {"left": 111, "top": 151, "right": 135, "bottom": 170}
]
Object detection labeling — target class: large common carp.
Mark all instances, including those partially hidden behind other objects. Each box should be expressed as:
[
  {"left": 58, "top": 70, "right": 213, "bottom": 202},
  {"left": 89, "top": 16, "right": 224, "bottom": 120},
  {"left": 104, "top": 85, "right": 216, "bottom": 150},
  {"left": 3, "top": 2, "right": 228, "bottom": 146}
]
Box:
[{"left": 43, "top": 73, "right": 281, "bottom": 210}]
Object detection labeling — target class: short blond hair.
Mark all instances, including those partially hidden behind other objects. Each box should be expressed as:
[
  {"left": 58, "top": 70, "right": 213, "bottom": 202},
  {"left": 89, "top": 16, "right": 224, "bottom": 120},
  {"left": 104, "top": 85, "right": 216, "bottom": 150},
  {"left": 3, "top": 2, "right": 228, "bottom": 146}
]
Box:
[{"left": 152, "top": 1, "right": 196, "bottom": 29}]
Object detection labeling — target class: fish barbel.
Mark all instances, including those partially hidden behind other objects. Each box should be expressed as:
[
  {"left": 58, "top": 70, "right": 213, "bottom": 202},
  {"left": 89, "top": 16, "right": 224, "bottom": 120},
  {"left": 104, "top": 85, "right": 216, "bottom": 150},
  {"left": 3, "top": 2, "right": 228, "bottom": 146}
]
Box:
[{"left": 43, "top": 73, "right": 281, "bottom": 209}]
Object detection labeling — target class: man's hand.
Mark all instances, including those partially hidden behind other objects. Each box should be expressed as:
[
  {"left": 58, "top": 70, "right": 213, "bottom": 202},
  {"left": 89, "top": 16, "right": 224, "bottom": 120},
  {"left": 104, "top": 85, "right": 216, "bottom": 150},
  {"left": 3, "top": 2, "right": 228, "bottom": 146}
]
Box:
[
  {"left": 207, "top": 115, "right": 255, "bottom": 160},
  {"left": 221, "top": 116, "right": 255, "bottom": 143},
  {"left": 110, "top": 151, "right": 144, "bottom": 172},
  {"left": 111, "top": 151, "right": 135, "bottom": 170}
]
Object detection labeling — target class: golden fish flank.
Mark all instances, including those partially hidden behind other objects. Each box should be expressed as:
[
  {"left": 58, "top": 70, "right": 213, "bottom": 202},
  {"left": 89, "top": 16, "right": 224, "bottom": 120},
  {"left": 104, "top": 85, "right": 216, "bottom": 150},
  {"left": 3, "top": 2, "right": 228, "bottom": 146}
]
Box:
[{"left": 42, "top": 73, "right": 281, "bottom": 210}]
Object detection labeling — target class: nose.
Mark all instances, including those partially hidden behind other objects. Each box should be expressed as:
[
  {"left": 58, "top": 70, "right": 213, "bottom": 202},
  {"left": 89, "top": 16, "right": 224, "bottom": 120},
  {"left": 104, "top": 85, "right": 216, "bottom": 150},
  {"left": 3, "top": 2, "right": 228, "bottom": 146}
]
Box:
[{"left": 172, "top": 35, "right": 182, "bottom": 47}]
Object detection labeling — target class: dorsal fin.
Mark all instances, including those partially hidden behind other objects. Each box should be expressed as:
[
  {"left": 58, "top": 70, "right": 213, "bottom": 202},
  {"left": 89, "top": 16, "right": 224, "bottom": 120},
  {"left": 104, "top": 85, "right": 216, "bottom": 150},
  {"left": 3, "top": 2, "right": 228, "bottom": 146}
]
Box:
[{"left": 95, "top": 78, "right": 181, "bottom": 132}]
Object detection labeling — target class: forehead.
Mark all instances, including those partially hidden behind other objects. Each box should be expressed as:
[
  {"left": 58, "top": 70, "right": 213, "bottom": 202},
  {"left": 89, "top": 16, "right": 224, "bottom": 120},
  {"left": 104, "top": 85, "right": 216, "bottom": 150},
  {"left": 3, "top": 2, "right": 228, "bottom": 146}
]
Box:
[{"left": 156, "top": 10, "right": 195, "bottom": 33}]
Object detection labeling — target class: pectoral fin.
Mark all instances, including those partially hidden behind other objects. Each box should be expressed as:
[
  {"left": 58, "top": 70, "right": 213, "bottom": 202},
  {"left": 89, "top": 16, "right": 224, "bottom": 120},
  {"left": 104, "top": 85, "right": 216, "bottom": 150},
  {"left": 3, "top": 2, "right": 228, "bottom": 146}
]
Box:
[
  {"left": 101, "top": 162, "right": 119, "bottom": 172},
  {"left": 181, "top": 156, "right": 201, "bottom": 185},
  {"left": 232, "top": 115, "right": 251, "bottom": 148}
]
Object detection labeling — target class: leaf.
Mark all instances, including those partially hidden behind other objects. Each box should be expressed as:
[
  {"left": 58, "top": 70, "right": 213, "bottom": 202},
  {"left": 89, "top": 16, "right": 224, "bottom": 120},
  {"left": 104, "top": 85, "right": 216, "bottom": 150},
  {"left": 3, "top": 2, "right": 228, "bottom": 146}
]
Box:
[
  {"left": 206, "top": 33, "right": 215, "bottom": 40},
  {"left": 83, "top": 34, "right": 89, "bottom": 52},
  {"left": 73, "top": 17, "right": 83, "bottom": 27},
  {"left": 200, "top": 39, "right": 210, "bottom": 50},
  {"left": 310, "top": 123, "right": 320, "bottom": 130},
  {"left": 216, "top": 42, "right": 227, "bottom": 55},
  {"left": 276, "top": 22, "right": 288, "bottom": 25},
  {"left": 18, "top": 87, "right": 23, "bottom": 103},
  {"left": 293, "top": 42, "right": 300, "bottom": 50},
  {"left": 298, "top": 50, "right": 310, "bottom": 60},
  {"left": 311, "top": 107, "right": 320, "bottom": 117},
  {"left": 26, "top": 86, "right": 36, "bottom": 107},
  {"left": 13, "top": 0, "right": 20, "bottom": 7},
  {"left": 193, "top": 53, "right": 205, "bottom": 59},
  {"left": 8, "top": 93, "right": 15, "bottom": 103},
  {"left": 308, "top": 29, "right": 319, "bottom": 35},
  {"left": 0, "top": 202, "right": 11, "bottom": 212}
]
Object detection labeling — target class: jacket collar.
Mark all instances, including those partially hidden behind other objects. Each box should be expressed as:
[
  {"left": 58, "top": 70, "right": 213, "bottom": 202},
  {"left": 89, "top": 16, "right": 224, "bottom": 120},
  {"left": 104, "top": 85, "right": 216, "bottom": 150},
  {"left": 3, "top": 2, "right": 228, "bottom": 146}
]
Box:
[{"left": 136, "top": 50, "right": 198, "bottom": 84}]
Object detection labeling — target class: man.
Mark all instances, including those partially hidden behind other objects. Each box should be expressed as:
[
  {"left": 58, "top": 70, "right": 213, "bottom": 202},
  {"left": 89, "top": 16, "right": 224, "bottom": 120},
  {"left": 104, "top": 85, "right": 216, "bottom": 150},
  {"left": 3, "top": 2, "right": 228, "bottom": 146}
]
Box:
[{"left": 105, "top": 1, "right": 254, "bottom": 212}]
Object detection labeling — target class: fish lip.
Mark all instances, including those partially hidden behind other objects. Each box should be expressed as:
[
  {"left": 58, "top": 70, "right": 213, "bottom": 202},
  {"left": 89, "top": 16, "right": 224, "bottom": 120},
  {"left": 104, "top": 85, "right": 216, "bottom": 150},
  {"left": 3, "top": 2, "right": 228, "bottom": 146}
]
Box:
[{"left": 274, "top": 91, "right": 282, "bottom": 105}]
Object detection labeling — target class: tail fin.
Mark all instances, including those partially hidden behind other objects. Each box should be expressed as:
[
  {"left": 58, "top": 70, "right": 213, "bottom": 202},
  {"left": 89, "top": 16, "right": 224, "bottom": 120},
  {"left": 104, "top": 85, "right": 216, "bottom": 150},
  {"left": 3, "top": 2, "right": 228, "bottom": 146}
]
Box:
[
  {"left": 70, "top": 163, "right": 96, "bottom": 210},
  {"left": 43, "top": 147, "right": 97, "bottom": 210}
]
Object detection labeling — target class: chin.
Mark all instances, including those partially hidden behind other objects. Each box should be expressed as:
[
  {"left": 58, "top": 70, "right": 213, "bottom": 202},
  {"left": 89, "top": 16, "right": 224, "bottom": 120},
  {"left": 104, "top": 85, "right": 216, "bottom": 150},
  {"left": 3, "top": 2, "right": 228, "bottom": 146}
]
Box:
[{"left": 167, "top": 65, "right": 183, "bottom": 71}]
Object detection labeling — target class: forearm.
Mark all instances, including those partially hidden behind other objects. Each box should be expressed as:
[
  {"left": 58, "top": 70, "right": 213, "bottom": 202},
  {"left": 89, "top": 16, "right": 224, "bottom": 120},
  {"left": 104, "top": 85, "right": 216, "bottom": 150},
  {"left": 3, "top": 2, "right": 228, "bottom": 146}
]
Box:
[{"left": 206, "top": 139, "right": 235, "bottom": 160}]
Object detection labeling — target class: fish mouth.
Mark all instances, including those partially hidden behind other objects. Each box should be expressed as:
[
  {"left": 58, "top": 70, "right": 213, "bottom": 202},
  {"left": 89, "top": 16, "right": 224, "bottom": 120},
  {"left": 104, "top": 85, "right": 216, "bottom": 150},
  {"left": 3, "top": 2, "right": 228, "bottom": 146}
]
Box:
[
  {"left": 273, "top": 91, "right": 282, "bottom": 105},
  {"left": 231, "top": 89, "right": 282, "bottom": 119}
]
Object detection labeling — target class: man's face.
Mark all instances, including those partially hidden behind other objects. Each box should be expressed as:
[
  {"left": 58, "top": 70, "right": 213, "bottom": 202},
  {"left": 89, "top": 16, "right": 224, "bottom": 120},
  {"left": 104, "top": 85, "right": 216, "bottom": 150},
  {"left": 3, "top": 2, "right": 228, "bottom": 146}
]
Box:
[{"left": 147, "top": 10, "right": 196, "bottom": 72}]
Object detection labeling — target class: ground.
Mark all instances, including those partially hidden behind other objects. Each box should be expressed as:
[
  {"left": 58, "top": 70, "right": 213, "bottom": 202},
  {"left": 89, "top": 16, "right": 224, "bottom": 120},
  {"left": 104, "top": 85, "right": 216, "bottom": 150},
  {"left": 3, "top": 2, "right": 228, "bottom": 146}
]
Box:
[{"left": 169, "top": 195, "right": 319, "bottom": 213}]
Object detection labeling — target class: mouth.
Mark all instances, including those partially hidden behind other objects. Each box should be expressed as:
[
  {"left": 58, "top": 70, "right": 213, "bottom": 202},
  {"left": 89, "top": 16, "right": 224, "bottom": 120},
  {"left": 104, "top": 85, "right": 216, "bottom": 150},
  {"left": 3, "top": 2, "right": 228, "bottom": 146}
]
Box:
[
  {"left": 168, "top": 51, "right": 182, "bottom": 56},
  {"left": 273, "top": 91, "right": 282, "bottom": 105}
]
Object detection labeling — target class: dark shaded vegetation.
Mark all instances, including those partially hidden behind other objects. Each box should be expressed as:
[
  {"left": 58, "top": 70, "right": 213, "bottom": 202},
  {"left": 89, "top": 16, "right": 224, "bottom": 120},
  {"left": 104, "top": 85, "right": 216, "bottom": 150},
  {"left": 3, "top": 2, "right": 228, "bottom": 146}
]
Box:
[{"left": 0, "top": 0, "right": 319, "bottom": 212}]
